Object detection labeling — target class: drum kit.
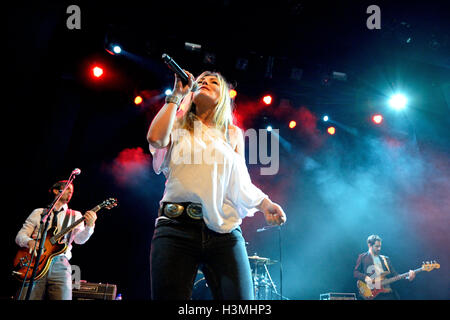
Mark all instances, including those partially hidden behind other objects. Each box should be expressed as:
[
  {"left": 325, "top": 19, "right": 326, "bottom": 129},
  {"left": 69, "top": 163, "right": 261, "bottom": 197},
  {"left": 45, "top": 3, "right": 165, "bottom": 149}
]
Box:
[
  {"left": 192, "top": 254, "right": 287, "bottom": 300},
  {"left": 248, "top": 255, "right": 279, "bottom": 300}
]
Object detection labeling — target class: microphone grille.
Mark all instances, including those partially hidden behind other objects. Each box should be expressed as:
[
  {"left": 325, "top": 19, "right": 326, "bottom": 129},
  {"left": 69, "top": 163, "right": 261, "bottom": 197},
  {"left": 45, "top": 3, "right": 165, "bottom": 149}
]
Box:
[{"left": 161, "top": 53, "right": 170, "bottom": 62}]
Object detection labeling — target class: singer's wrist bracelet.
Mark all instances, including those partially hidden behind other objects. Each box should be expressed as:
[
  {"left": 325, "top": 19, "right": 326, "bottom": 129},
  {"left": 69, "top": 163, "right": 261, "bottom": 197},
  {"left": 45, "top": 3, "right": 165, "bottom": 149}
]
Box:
[{"left": 165, "top": 94, "right": 182, "bottom": 110}]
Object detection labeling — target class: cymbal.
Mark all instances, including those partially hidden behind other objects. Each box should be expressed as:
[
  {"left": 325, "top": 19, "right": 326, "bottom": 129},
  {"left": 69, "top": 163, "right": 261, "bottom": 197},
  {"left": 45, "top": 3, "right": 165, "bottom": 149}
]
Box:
[{"left": 248, "top": 255, "right": 278, "bottom": 265}]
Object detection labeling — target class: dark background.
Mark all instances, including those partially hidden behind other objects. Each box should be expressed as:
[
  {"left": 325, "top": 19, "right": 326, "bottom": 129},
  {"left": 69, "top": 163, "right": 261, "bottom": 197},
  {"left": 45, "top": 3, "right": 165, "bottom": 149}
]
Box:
[{"left": 3, "top": 0, "right": 449, "bottom": 300}]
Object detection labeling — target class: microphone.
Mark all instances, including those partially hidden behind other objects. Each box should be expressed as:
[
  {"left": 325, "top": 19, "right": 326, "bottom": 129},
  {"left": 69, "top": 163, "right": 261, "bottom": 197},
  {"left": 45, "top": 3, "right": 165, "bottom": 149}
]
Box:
[
  {"left": 72, "top": 168, "right": 81, "bottom": 176},
  {"left": 161, "top": 53, "right": 198, "bottom": 91}
]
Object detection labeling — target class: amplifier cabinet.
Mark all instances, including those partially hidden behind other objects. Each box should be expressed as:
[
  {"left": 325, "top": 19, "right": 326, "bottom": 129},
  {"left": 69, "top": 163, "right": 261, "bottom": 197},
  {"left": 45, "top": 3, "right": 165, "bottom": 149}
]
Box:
[
  {"left": 72, "top": 282, "right": 117, "bottom": 300},
  {"left": 319, "top": 292, "right": 357, "bottom": 300}
]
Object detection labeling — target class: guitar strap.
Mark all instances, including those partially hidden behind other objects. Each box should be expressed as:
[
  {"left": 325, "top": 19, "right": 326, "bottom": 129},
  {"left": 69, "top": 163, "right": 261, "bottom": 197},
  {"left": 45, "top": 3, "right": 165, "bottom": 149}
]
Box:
[
  {"left": 49, "top": 209, "right": 57, "bottom": 228},
  {"left": 381, "top": 255, "right": 391, "bottom": 273},
  {"left": 61, "top": 209, "right": 74, "bottom": 243}
]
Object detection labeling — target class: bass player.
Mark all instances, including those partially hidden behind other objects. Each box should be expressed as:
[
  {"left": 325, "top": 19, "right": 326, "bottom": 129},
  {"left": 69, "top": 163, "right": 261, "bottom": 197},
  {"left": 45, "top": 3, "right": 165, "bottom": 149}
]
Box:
[{"left": 353, "top": 234, "right": 415, "bottom": 300}]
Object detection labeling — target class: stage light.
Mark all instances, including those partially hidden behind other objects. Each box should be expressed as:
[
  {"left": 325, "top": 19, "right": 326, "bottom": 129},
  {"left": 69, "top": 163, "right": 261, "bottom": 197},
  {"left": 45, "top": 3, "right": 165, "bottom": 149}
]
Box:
[
  {"left": 165, "top": 89, "right": 172, "bottom": 95},
  {"left": 229, "top": 89, "right": 237, "bottom": 99},
  {"left": 372, "top": 114, "right": 383, "bottom": 124},
  {"left": 134, "top": 96, "right": 143, "bottom": 105},
  {"left": 332, "top": 71, "right": 347, "bottom": 81},
  {"left": 113, "top": 45, "right": 122, "bottom": 54},
  {"left": 323, "top": 115, "right": 329, "bottom": 122},
  {"left": 289, "top": 120, "right": 297, "bottom": 129},
  {"left": 92, "top": 66, "right": 104, "bottom": 78},
  {"left": 389, "top": 93, "right": 407, "bottom": 110},
  {"left": 185, "top": 42, "right": 201, "bottom": 52},
  {"left": 262, "top": 95, "right": 272, "bottom": 105},
  {"left": 105, "top": 42, "right": 122, "bottom": 56},
  {"left": 267, "top": 125, "right": 273, "bottom": 132},
  {"left": 327, "top": 126, "right": 336, "bottom": 135}
]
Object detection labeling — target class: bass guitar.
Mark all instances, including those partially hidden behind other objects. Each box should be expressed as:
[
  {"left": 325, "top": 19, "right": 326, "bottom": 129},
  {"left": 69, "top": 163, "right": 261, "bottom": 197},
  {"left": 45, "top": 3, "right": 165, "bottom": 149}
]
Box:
[
  {"left": 12, "top": 198, "right": 117, "bottom": 282},
  {"left": 357, "top": 261, "right": 440, "bottom": 299}
]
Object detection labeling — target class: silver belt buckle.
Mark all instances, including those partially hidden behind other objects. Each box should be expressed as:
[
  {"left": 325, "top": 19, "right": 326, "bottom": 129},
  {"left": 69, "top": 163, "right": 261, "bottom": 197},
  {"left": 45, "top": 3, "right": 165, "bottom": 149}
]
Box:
[
  {"left": 164, "top": 203, "right": 184, "bottom": 218},
  {"left": 186, "top": 203, "right": 202, "bottom": 220}
]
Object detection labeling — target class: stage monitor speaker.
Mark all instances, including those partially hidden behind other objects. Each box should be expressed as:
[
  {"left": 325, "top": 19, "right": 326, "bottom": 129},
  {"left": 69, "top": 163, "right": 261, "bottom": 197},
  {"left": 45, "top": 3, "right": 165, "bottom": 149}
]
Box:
[
  {"left": 319, "top": 292, "right": 357, "bottom": 300},
  {"left": 72, "top": 282, "right": 117, "bottom": 300}
]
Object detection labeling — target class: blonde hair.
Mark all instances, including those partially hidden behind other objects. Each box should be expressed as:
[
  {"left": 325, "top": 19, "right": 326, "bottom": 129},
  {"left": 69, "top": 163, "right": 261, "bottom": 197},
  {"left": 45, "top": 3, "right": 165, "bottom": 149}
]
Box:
[{"left": 177, "top": 71, "right": 234, "bottom": 135}]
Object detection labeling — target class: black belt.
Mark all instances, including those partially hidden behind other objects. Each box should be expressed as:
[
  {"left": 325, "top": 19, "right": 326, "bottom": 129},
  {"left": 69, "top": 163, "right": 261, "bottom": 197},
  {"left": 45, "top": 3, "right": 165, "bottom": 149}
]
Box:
[{"left": 158, "top": 202, "right": 203, "bottom": 220}]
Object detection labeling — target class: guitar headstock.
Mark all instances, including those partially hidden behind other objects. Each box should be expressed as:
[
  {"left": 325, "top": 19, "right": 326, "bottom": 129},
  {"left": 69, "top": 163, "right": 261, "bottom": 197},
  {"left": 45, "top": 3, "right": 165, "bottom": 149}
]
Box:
[
  {"left": 422, "top": 260, "right": 440, "bottom": 272},
  {"left": 100, "top": 198, "right": 118, "bottom": 210}
]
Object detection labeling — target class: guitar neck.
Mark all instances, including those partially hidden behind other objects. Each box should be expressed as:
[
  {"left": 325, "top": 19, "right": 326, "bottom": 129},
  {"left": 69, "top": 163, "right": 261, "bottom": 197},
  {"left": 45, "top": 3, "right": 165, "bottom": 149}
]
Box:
[
  {"left": 51, "top": 205, "right": 101, "bottom": 243},
  {"left": 382, "top": 267, "right": 423, "bottom": 285}
]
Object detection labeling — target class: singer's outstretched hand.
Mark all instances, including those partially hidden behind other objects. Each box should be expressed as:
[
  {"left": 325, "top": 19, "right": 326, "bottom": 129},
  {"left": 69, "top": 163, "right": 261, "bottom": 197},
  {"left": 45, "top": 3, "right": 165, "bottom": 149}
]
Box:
[
  {"left": 173, "top": 70, "right": 195, "bottom": 98},
  {"left": 258, "top": 198, "right": 287, "bottom": 226}
]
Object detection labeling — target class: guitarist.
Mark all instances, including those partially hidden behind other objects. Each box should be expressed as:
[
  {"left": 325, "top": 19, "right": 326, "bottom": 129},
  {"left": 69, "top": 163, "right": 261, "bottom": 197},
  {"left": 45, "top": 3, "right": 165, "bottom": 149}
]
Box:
[
  {"left": 353, "top": 234, "right": 415, "bottom": 300},
  {"left": 14, "top": 180, "right": 97, "bottom": 300}
]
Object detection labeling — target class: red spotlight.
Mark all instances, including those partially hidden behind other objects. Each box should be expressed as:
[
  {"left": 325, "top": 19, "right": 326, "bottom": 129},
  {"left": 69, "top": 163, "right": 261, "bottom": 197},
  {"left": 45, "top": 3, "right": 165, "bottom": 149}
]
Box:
[
  {"left": 372, "top": 114, "right": 383, "bottom": 124},
  {"left": 92, "top": 66, "right": 104, "bottom": 78},
  {"left": 262, "top": 95, "right": 272, "bottom": 105},
  {"left": 229, "top": 89, "right": 237, "bottom": 99},
  {"left": 289, "top": 120, "right": 297, "bottom": 129},
  {"left": 134, "top": 96, "right": 143, "bottom": 105},
  {"left": 327, "top": 126, "right": 336, "bottom": 135}
]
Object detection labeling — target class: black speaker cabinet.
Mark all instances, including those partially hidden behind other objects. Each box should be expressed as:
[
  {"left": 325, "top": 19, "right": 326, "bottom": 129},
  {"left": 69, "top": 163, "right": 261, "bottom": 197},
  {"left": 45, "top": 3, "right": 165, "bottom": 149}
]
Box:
[
  {"left": 319, "top": 292, "right": 357, "bottom": 300},
  {"left": 72, "top": 282, "right": 117, "bottom": 300}
]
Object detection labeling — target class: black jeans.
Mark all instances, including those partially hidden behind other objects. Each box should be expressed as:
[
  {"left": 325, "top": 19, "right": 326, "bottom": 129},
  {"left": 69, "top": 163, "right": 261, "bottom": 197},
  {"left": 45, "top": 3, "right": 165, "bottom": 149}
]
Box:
[{"left": 150, "top": 217, "right": 254, "bottom": 300}]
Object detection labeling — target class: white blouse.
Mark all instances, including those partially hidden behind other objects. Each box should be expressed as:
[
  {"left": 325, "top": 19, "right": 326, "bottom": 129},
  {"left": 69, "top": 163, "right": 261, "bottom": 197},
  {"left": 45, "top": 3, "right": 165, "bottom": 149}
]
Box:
[{"left": 150, "top": 122, "right": 267, "bottom": 233}]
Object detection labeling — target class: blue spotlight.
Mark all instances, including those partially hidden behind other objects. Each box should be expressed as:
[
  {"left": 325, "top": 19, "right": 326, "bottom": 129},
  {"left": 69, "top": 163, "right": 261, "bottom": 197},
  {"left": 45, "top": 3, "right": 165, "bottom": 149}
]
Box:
[
  {"left": 112, "top": 45, "right": 122, "bottom": 54},
  {"left": 388, "top": 93, "right": 407, "bottom": 110},
  {"left": 106, "top": 44, "right": 122, "bottom": 56},
  {"left": 267, "top": 125, "right": 273, "bottom": 132},
  {"left": 323, "top": 115, "right": 329, "bottom": 122},
  {"left": 165, "top": 89, "right": 172, "bottom": 96}
]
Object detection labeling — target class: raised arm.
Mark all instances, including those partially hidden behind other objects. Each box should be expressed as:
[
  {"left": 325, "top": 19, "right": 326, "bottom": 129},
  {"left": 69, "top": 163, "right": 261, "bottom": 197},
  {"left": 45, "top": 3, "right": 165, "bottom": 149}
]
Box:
[{"left": 147, "top": 71, "right": 195, "bottom": 149}]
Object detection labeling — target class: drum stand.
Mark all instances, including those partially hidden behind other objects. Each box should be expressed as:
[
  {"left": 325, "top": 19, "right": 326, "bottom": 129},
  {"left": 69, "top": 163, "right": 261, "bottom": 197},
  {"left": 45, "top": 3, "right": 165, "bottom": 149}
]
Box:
[{"left": 250, "top": 256, "right": 280, "bottom": 300}]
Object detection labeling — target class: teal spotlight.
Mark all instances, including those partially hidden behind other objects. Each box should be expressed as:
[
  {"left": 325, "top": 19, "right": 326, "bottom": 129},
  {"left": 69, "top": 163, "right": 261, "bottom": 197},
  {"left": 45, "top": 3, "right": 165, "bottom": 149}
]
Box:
[
  {"left": 388, "top": 94, "right": 407, "bottom": 110},
  {"left": 113, "top": 45, "right": 122, "bottom": 54}
]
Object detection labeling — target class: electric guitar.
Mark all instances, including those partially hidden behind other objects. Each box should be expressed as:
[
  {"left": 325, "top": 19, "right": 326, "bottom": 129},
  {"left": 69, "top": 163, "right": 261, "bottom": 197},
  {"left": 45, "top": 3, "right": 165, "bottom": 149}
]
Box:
[
  {"left": 357, "top": 261, "right": 440, "bottom": 299},
  {"left": 12, "top": 198, "right": 117, "bottom": 282}
]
